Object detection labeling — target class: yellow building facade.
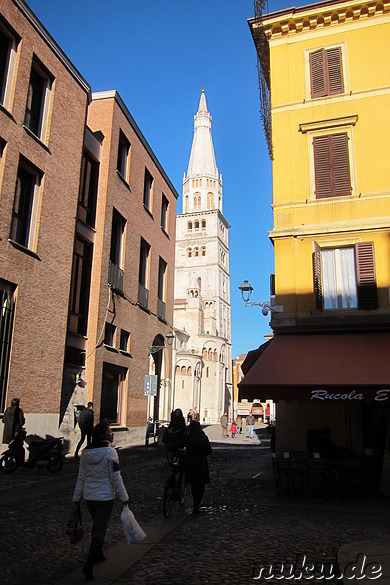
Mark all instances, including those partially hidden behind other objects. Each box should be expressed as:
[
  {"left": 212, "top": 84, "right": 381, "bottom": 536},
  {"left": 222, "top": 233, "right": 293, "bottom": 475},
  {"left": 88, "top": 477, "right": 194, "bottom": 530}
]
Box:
[{"left": 240, "top": 0, "right": 390, "bottom": 494}]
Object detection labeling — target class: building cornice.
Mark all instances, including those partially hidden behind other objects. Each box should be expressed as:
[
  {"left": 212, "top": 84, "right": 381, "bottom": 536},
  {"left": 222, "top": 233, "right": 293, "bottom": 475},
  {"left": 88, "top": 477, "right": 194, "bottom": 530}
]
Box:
[
  {"left": 249, "top": 0, "right": 390, "bottom": 41},
  {"left": 92, "top": 91, "right": 179, "bottom": 200},
  {"left": 13, "top": 0, "right": 91, "bottom": 101},
  {"left": 299, "top": 115, "right": 358, "bottom": 133}
]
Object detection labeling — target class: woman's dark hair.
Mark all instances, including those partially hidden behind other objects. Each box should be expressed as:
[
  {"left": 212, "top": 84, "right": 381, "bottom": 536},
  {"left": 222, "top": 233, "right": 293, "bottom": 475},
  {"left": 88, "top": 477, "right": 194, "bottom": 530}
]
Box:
[{"left": 91, "top": 421, "right": 109, "bottom": 447}]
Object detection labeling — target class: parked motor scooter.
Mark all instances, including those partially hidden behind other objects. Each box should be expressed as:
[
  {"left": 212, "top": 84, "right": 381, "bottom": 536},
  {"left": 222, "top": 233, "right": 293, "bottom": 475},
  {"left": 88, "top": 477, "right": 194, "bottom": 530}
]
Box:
[{"left": 0, "top": 428, "right": 64, "bottom": 473}]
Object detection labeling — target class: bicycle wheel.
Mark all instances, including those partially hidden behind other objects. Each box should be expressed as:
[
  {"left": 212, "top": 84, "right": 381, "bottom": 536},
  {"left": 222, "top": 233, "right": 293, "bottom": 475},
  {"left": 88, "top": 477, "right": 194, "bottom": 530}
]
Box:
[
  {"left": 178, "top": 470, "right": 187, "bottom": 505},
  {"left": 163, "top": 475, "right": 175, "bottom": 518},
  {"left": 0, "top": 453, "right": 17, "bottom": 473}
]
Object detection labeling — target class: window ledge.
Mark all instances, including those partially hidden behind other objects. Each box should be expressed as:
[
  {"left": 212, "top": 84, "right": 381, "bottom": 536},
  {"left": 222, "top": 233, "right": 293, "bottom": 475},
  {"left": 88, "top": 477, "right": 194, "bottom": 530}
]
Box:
[
  {"left": 119, "top": 350, "right": 132, "bottom": 358},
  {"left": 161, "top": 226, "right": 169, "bottom": 239},
  {"left": 299, "top": 115, "right": 358, "bottom": 134},
  {"left": 103, "top": 344, "right": 119, "bottom": 353},
  {"left": 8, "top": 239, "right": 40, "bottom": 260},
  {"left": 143, "top": 205, "right": 154, "bottom": 219},
  {"left": 23, "top": 125, "right": 51, "bottom": 153},
  {"left": 0, "top": 103, "right": 16, "bottom": 122},
  {"left": 116, "top": 170, "right": 131, "bottom": 190},
  {"left": 137, "top": 302, "right": 150, "bottom": 314}
]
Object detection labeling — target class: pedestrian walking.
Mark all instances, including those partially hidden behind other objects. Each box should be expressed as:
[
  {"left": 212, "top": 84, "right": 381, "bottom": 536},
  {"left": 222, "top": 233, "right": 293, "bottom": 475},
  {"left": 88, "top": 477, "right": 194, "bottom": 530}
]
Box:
[
  {"left": 75, "top": 402, "right": 94, "bottom": 459},
  {"left": 187, "top": 409, "right": 193, "bottom": 425},
  {"left": 72, "top": 421, "right": 129, "bottom": 581},
  {"left": 229, "top": 420, "right": 238, "bottom": 438},
  {"left": 220, "top": 412, "right": 228, "bottom": 438},
  {"left": 178, "top": 413, "right": 212, "bottom": 514},
  {"left": 246, "top": 412, "right": 255, "bottom": 439},
  {"left": 2, "top": 398, "right": 25, "bottom": 445}
]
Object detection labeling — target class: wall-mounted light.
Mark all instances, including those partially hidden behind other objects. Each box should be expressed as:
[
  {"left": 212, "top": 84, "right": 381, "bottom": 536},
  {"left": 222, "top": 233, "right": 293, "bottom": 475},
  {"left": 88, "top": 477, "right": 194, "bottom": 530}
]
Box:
[{"left": 238, "top": 279, "right": 283, "bottom": 316}]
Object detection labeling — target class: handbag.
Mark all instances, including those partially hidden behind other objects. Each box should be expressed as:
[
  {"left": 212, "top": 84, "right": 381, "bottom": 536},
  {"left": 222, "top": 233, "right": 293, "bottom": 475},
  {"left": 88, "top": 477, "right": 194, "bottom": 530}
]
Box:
[
  {"left": 120, "top": 505, "right": 146, "bottom": 544},
  {"left": 65, "top": 503, "right": 84, "bottom": 544}
]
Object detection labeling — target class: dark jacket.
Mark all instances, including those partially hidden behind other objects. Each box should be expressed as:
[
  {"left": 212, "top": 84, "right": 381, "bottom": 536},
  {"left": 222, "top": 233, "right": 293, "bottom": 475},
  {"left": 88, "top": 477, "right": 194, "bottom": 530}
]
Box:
[
  {"left": 181, "top": 421, "right": 212, "bottom": 485},
  {"left": 78, "top": 408, "right": 94, "bottom": 431}
]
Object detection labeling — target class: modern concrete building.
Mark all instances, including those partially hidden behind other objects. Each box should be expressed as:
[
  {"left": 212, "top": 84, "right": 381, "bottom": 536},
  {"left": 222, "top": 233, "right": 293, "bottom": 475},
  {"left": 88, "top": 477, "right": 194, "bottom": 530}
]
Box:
[
  {"left": 239, "top": 0, "right": 390, "bottom": 490},
  {"left": 172, "top": 91, "right": 232, "bottom": 424}
]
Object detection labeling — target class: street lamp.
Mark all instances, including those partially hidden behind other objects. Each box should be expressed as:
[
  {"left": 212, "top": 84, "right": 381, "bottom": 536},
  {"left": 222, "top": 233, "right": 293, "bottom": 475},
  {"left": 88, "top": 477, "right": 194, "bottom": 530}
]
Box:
[
  {"left": 148, "top": 332, "right": 175, "bottom": 354},
  {"left": 239, "top": 280, "right": 283, "bottom": 316}
]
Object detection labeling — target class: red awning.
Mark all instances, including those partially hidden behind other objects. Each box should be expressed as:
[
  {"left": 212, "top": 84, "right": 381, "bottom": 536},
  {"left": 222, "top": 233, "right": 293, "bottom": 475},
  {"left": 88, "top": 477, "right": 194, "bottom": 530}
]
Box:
[{"left": 238, "top": 331, "right": 390, "bottom": 404}]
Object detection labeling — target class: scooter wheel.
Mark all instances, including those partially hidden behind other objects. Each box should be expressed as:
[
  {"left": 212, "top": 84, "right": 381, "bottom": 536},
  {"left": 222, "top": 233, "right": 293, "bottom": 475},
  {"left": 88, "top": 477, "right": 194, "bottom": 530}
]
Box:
[
  {"left": 0, "top": 453, "right": 17, "bottom": 473},
  {"left": 46, "top": 452, "right": 63, "bottom": 473}
]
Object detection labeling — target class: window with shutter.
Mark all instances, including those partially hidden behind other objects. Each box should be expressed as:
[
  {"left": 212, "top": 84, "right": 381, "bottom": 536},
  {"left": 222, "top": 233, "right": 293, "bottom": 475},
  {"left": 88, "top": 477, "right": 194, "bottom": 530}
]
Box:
[
  {"left": 313, "top": 133, "right": 351, "bottom": 199},
  {"left": 310, "top": 47, "right": 344, "bottom": 99},
  {"left": 313, "top": 243, "right": 378, "bottom": 311}
]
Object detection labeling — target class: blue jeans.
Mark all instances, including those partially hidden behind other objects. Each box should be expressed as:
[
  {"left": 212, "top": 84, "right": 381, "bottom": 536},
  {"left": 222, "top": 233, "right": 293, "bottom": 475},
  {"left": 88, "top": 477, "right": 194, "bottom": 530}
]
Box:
[{"left": 248, "top": 424, "right": 254, "bottom": 439}]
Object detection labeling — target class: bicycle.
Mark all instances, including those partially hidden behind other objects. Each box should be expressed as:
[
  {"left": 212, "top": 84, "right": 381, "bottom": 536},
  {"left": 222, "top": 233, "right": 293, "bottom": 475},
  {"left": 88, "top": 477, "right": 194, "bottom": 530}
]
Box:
[{"left": 163, "top": 447, "right": 187, "bottom": 518}]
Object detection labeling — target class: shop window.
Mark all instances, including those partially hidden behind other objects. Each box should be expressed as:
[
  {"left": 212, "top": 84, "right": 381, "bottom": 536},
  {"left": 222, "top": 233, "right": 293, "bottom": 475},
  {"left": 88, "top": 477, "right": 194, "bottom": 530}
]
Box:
[
  {"left": 10, "top": 158, "right": 42, "bottom": 251},
  {"left": 24, "top": 57, "right": 53, "bottom": 142},
  {"left": 314, "top": 242, "right": 378, "bottom": 311}
]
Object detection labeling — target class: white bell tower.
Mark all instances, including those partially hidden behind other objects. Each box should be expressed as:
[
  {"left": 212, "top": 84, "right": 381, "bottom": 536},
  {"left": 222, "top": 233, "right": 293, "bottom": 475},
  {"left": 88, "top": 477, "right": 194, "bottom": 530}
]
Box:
[{"left": 173, "top": 91, "right": 232, "bottom": 424}]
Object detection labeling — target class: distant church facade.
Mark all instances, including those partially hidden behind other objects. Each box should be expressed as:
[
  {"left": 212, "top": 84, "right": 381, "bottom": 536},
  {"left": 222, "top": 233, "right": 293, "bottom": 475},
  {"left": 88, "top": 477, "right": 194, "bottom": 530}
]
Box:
[{"left": 172, "top": 91, "right": 232, "bottom": 424}]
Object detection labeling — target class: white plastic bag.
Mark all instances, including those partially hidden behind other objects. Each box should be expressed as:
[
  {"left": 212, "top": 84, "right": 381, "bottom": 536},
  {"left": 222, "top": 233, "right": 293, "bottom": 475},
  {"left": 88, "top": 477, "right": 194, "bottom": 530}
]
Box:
[{"left": 120, "top": 505, "right": 146, "bottom": 544}]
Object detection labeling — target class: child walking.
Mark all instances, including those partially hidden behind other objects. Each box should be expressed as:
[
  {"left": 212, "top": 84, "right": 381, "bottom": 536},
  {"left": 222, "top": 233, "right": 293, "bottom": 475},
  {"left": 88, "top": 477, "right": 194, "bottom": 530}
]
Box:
[{"left": 230, "top": 420, "right": 238, "bottom": 438}]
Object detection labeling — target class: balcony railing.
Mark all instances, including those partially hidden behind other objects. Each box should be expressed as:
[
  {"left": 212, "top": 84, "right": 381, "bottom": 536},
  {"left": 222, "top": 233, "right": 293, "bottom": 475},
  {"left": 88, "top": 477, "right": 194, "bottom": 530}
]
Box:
[
  {"left": 109, "top": 261, "right": 124, "bottom": 293},
  {"left": 138, "top": 283, "right": 149, "bottom": 309},
  {"left": 157, "top": 298, "right": 166, "bottom": 320}
]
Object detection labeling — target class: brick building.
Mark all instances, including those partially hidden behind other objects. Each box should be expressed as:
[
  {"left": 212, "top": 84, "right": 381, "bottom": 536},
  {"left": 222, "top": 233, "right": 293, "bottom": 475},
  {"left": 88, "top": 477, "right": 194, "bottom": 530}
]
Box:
[{"left": 0, "top": 0, "right": 178, "bottom": 451}]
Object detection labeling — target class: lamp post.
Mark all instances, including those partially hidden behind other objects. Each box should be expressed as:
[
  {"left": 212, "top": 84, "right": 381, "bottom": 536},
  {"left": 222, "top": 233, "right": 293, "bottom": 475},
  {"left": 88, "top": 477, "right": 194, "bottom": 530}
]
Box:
[{"left": 238, "top": 280, "right": 283, "bottom": 315}]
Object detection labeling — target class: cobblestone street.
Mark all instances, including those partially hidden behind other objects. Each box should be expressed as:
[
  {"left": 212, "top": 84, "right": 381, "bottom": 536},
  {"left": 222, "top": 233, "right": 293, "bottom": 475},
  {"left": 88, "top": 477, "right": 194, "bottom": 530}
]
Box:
[{"left": 1, "top": 425, "right": 390, "bottom": 585}]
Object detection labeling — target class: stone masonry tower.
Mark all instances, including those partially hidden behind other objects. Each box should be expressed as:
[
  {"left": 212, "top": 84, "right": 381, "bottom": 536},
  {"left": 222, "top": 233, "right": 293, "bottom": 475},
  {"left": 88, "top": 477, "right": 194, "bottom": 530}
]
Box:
[{"left": 173, "top": 91, "right": 232, "bottom": 424}]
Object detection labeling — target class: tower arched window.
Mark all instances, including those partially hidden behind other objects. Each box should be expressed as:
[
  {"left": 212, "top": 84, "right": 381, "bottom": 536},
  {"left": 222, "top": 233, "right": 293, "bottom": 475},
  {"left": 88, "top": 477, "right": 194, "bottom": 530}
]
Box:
[
  {"left": 207, "top": 193, "right": 215, "bottom": 210},
  {"left": 188, "top": 221, "right": 192, "bottom": 231},
  {"left": 214, "top": 349, "right": 218, "bottom": 361},
  {"left": 187, "top": 248, "right": 192, "bottom": 257},
  {"left": 187, "top": 366, "right": 192, "bottom": 376},
  {"left": 194, "top": 247, "right": 199, "bottom": 257},
  {"left": 181, "top": 366, "right": 187, "bottom": 375},
  {"left": 194, "top": 220, "right": 200, "bottom": 230},
  {"left": 201, "top": 246, "right": 206, "bottom": 256},
  {"left": 201, "top": 220, "right": 206, "bottom": 229},
  {"left": 202, "top": 348, "right": 207, "bottom": 360},
  {"left": 208, "top": 349, "right": 213, "bottom": 360},
  {"left": 175, "top": 366, "right": 180, "bottom": 375}
]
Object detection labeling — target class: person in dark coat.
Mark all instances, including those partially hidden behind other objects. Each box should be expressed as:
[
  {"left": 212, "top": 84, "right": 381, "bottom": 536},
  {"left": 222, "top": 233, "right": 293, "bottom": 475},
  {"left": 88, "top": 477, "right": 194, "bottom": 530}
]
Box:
[
  {"left": 180, "top": 414, "right": 212, "bottom": 514},
  {"left": 75, "top": 402, "right": 94, "bottom": 459},
  {"left": 2, "top": 398, "right": 25, "bottom": 445}
]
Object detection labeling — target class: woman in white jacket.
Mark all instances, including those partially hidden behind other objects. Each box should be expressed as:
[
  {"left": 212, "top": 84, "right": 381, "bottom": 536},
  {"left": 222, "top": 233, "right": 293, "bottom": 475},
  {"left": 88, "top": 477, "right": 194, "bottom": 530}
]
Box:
[{"left": 73, "top": 421, "right": 129, "bottom": 581}]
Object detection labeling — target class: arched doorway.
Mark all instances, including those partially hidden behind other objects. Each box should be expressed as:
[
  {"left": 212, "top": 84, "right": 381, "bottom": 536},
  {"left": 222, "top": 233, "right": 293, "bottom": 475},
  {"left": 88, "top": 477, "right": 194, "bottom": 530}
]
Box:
[{"left": 149, "top": 334, "right": 165, "bottom": 422}]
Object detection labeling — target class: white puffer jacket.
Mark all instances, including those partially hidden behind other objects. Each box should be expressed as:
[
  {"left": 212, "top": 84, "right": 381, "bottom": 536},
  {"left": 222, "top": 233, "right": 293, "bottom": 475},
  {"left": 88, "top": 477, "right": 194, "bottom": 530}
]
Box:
[{"left": 73, "top": 445, "right": 128, "bottom": 503}]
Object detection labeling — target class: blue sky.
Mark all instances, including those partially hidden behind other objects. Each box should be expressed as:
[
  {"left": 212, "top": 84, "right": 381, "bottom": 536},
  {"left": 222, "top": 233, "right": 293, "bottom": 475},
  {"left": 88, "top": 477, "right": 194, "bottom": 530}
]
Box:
[{"left": 26, "top": 0, "right": 305, "bottom": 358}]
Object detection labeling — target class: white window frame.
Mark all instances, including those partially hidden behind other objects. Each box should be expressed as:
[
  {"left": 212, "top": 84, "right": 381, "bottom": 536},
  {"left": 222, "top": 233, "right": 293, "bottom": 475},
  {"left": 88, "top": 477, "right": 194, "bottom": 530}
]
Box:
[
  {"left": 0, "top": 22, "right": 18, "bottom": 111},
  {"left": 24, "top": 58, "right": 53, "bottom": 143}
]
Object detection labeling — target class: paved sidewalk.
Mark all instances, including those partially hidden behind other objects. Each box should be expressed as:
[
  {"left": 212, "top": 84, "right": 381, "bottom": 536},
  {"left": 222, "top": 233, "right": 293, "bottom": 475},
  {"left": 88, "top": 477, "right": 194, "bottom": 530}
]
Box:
[{"left": 1, "top": 424, "right": 389, "bottom": 585}]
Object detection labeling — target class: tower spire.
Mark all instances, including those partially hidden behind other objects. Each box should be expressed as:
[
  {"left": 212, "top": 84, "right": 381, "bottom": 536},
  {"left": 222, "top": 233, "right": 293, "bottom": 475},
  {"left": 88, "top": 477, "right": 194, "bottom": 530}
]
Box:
[{"left": 186, "top": 90, "right": 218, "bottom": 179}]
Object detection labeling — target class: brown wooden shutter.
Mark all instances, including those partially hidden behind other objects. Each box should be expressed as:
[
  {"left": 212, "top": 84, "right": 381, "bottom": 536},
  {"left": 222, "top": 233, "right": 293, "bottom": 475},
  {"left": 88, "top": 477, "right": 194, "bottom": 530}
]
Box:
[
  {"left": 355, "top": 242, "right": 378, "bottom": 310},
  {"left": 331, "top": 133, "right": 351, "bottom": 197},
  {"left": 314, "top": 133, "right": 351, "bottom": 198},
  {"left": 313, "top": 136, "right": 332, "bottom": 198},
  {"left": 310, "top": 49, "right": 326, "bottom": 98},
  {"left": 313, "top": 242, "right": 323, "bottom": 310},
  {"left": 325, "top": 47, "right": 344, "bottom": 95}
]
